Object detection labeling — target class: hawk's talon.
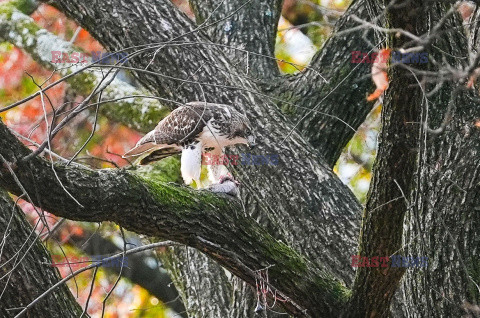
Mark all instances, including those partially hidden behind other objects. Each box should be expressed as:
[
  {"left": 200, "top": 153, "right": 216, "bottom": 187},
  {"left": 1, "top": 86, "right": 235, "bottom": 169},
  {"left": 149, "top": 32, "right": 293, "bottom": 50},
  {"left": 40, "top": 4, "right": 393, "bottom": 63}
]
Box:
[
  {"left": 207, "top": 176, "right": 240, "bottom": 196},
  {"left": 219, "top": 174, "right": 240, "bottom": 186}
]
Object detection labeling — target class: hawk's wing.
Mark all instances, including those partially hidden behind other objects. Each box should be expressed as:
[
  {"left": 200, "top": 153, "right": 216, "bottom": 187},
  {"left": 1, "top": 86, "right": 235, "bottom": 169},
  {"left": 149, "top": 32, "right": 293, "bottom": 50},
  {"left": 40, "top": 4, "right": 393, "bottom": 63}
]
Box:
[
  {"left": 153, "top": 103, "right": 214, "bottom": 145},
  {"left": 123, "top": 103, "right": 214, "bottom": 158}
]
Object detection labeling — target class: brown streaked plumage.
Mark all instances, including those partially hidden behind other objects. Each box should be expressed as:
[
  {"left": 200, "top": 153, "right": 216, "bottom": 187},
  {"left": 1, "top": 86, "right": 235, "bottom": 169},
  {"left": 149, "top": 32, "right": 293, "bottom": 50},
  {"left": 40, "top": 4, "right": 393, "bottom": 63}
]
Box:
[{"left": 123, "top": 102, "right": 255, "bottom": 187}]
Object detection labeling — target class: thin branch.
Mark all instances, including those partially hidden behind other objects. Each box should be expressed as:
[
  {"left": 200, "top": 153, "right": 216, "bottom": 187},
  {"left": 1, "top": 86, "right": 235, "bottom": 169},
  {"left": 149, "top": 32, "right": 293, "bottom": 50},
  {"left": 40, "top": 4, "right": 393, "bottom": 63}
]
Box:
[{"left": 12, "top": 241, "right": 180, "bottom": 318}]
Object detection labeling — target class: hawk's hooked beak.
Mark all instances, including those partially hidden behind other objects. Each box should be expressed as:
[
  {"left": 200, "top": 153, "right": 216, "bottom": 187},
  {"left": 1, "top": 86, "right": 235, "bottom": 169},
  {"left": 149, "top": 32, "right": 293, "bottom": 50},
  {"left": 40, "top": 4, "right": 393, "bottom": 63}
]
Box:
[{"left": 247, "top": 135, "right": 256, "bottom": 149}]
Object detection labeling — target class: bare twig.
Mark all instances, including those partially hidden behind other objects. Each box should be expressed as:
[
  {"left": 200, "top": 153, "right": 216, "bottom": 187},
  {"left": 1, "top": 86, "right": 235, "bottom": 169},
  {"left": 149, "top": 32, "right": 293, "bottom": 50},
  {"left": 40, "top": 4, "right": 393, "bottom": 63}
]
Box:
[{"left": 12, "top": 241, "right": 180, "bottom": 318}]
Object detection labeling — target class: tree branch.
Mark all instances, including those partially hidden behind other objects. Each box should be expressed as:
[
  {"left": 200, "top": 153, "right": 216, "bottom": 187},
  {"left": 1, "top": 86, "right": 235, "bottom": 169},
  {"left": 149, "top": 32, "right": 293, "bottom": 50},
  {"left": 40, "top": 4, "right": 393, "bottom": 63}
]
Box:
[
  {"left": 65, "top": 229, "right": 187, "bottom": 317},
  {"left": 37, "top": 0, "right": 362, "bottom": 287},
  {"left": 273, "top": 0, "right": 378, "bottom": 166},
  {"left": 189, "top": 0, "right": 283, "bottom": 79},
  {"left": 0, "top": 121, "right": 350, "bottom": 317},
  {"left": 0, "top": 2, "right": 169, "bottom": 133}
]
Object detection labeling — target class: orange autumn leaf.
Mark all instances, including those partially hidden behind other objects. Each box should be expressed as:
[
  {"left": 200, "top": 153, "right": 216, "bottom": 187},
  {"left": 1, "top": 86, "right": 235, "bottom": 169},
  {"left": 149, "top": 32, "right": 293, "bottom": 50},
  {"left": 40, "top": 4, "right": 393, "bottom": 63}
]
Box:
[
  {"left": 68, "top": 224, "right": 85, "bottom": 236},
  {"left": 367, "top": 49, "right": 390, "bottom": 101},
  {"left": 0, "top": 48, "right": 28, "bottom": 89}
]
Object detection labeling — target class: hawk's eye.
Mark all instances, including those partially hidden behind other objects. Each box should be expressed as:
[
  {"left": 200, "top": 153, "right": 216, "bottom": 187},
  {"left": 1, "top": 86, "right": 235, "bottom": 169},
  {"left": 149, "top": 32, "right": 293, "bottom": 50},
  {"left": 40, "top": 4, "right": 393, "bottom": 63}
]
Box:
[{"left": 242, "top": 123, "right": 250, "bottom": 134}]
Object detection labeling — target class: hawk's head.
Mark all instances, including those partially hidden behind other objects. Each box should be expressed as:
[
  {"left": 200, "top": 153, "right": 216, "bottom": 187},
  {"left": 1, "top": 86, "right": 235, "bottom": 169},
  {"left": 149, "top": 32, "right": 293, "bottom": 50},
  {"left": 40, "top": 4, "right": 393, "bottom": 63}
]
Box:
[{"left": 229, "top": 112, "right": 256, "bottom": 149}]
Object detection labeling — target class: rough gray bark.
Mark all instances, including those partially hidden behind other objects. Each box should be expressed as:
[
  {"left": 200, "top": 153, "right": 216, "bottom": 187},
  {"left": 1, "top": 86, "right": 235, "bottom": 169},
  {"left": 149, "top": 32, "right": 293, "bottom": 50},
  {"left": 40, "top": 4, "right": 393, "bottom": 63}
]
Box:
[
  {"left": 395, "top": 84, "right": 480, "bottom": 318},
  {"left": 1, "top": 0, "right": 478, "bottom": 317},
  {"left": 0, "top": 189, "right": 84, "bottom": 317},
  {"left": 189, "top": 0, "right": 283, "bottom": 79},
  {"left": 33, "top": 2, "right": 363, "bottom": 316},
  {"left": 347, "top": 1, "right": 480, "bottom": 317},
  {"left": 0, "top": 121, "right": 350, "bottom": 317},
  {"left": 393, "top": 4, "right": 480, "bottom": 317}
]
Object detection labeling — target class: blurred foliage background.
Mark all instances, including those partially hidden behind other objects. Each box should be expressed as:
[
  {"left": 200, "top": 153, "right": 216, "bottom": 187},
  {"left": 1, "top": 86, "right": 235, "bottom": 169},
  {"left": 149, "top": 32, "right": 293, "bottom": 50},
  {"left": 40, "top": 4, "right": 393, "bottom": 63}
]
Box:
[{"left": 0, "top": 0, "right": 378, "bottom": 317}]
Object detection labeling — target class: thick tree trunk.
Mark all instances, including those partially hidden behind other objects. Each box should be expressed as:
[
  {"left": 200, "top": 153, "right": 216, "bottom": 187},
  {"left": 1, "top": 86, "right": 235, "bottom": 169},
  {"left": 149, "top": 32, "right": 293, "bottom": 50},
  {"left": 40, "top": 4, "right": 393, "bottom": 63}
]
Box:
[
  {"left": 31, "top": 0, "right": 363, "bottom": 316},
  {"left": 0, "top": 189, "right": 83, "bottom": 317},
  {"left": 0, "top": 0, "right": 479, "bottom": 317},
  {"left": 395, "top": 85, "right": 480, "bottom": 318},
  {"left": 394, "top": 5, "right": 480, "bottom": 317},
  {"left": 347, "top": 1, "right": 480, "bottom": 317}
]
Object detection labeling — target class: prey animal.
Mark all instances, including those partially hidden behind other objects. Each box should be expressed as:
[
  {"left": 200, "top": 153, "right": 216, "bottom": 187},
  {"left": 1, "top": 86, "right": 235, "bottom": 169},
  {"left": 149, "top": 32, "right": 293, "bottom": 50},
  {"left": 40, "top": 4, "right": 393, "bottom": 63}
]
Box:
[{"left": 123, "top": 102, "right": 255, "bottom": 190}]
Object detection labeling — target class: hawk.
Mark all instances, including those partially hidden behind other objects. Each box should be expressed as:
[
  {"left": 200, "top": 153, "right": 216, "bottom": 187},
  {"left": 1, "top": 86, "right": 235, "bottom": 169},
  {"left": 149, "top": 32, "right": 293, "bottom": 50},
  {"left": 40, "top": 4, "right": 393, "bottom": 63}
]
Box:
[{"left": 123, "top": 102, "right": 255, "bottom": 188}]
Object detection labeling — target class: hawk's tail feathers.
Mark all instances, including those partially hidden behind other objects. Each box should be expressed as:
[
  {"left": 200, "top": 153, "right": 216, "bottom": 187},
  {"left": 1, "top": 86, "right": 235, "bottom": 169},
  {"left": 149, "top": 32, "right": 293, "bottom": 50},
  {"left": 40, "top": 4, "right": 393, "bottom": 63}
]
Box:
[
  {"left": 123, "top": 131, "right": 156, "bottom": 158},
  {"left": 139, "top": 148, "right": 182, "bottom": 165},
  {"left": 123, "top": 142, "right": 157, "bottom": 158}
]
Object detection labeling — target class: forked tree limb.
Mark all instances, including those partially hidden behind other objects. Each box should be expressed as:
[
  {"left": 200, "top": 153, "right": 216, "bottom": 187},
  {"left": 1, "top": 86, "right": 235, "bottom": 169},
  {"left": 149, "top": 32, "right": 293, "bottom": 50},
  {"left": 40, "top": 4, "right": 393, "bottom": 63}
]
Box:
[
  {"left": 189, "top": 0, "right": 284, "bottom": 79},
  {"left": 36, "top": 0, "right": 362, "bottom": 287},
  {"left": 0, "top": 121, "right": 350, "bottom": 317}
]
